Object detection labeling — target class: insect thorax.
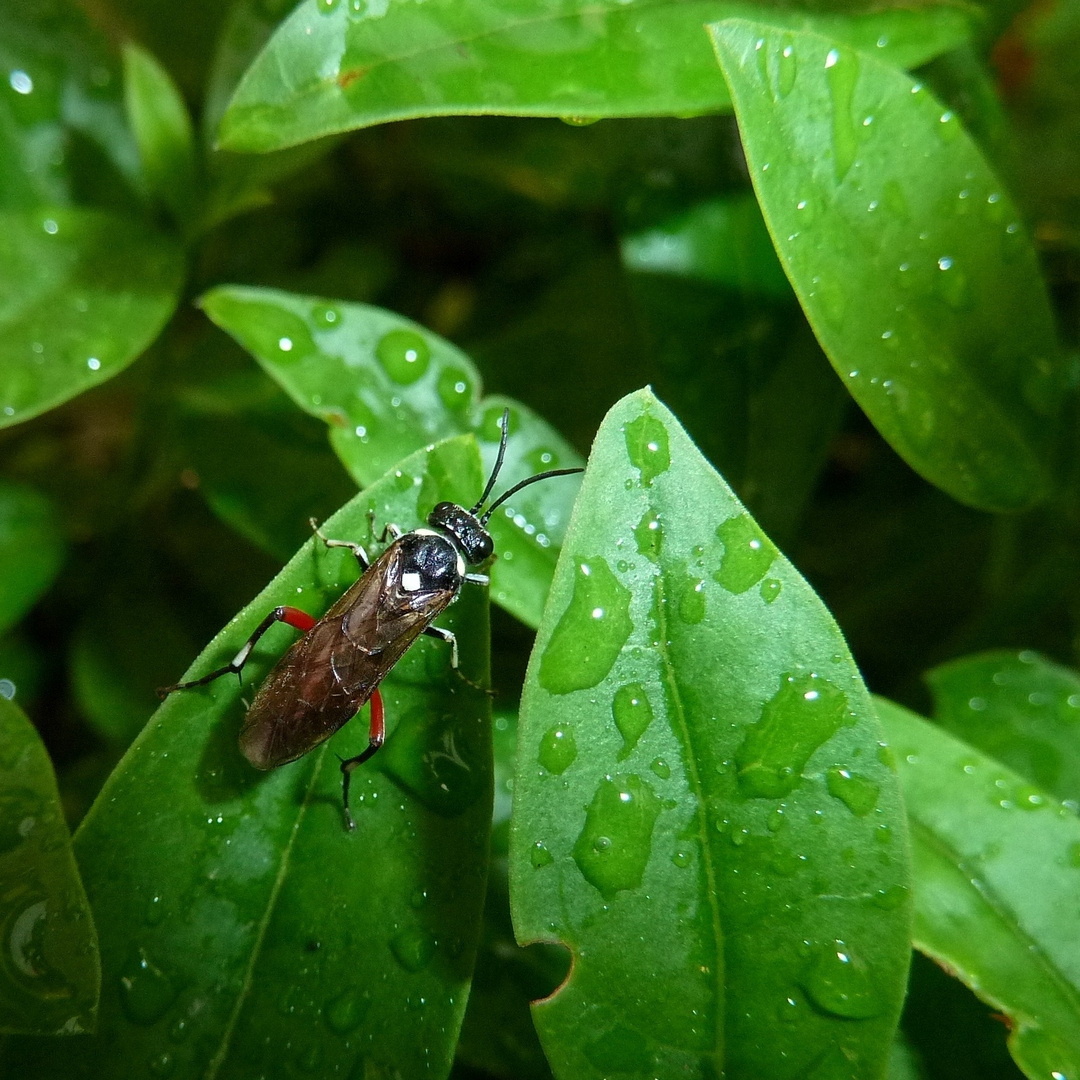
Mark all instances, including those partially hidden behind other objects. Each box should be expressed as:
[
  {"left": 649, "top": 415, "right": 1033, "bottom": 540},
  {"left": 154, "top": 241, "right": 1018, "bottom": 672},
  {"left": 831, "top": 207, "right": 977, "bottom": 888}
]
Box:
[
  {"left": 426, "top": 502, "right": 494, "bottom": 566},
  {"left": 398, "top": 530, "right": 465, "bottom": 593}
]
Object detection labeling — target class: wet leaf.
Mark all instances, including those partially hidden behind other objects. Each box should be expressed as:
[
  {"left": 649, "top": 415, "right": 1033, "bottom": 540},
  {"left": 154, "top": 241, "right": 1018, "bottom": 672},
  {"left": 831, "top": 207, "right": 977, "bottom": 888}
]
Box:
[
  {"left": 1, "top": 438, "right": 492, "bottom": 1079},
  {"left": 218, "top": 0, "right": 973, "bottom": 152},
  {"left": 510, "top": 389, "right": 911, "bottom": 1078},
  {"left": 0, "top": 697, "right": 99, "bottom": 1035},
  {"left": 927, "top": 649, "right": 1080, "bottom": 806},
  {"left": 122, "top": 43, "right": 199, "bottom": 226},
  {"left": 0, "top": 481, "right": 65, "bottom": 635},
  {"left": 877, "top": 696, "right": 1080, "bottom": 1080},
  {"left": 0, "top": 207, "right": 184, "bottom": 428},
  {"left": 200, "top": 285, "right": 583, "bottom": 628},
  {"left": 709, "top": 19, "right": 1064, "bottom": 511}
]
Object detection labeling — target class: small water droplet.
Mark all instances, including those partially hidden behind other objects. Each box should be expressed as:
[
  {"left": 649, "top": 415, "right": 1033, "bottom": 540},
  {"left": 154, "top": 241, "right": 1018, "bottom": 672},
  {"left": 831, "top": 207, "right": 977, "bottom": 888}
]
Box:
[
  {"left": 86, "top": 357, "right": 101, "bottom": 371},
  {"left": 278, "top": 337, "right": 293, "bottom": 352},
  {"left": 824, "top": 46, "right": 859, "bottom": 183},
  {"left": 679, "top": 575, "right": 706, "bottom": 625},
  {"left": 672, "top": 849, "right": 691, "bottom": 868},
  {"left": 612, "top": 683, "right": 654, "bottom": 759},
  {"left": 714, "top": 514, "right": 776, "bottom": 594},
  {"left": 650, "top": 757, "right": 670, "bottom": 780},
  {"left": 148, "top": 1052, "right": 174, "bottom": 1077},
  {"left": 623, "top": 412, "right": 670, "bottom": 487},
  {"left": 325, "top": 987, "right": 368, "bottom": 1033},
  {"left": 760, "top": 578, "right": 782, "bottom": 604},
  {"left": 633, "top": 508, "right": 663, "bottom": 563},
  {"left": 777, "top": 35, "right": 797, "bottom": 98},
  {"left": 119, "top": 947, "right": 176, "bottom": 1025},
  {"left": 376, "top": 329, "right": 430, "bottom": 385},
  {"left": 437, "top": 366, "right": 474, "bottom": 411},
  {"left": 538, "top": 725, "right": 577, "bottom": 774},
  {"left": 800, "top": 940, "right": 881, "bottom": 1019},
  {"left": 9, "top": 70, "right": 33, "bottom": 94},
  {"left": 531, "top": 841, "right": 554, "bottom": 868},
  {"left": 390, "top": 927, "right": 437, "bottom": 972},
  {"left": 826, "top": 767, "right": 880, "bottom": 816}
]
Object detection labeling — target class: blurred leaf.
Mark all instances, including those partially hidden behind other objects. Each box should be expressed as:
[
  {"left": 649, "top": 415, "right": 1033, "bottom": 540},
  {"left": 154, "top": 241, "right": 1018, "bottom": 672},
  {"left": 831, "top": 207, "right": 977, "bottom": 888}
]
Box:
[
  {"left": 0, "top": 697, "right": 99, "bottom": 1035},
  {"left": 0, "top": 481, "right": 65, "bottom": 635},
  {"left": 0, "top": 0, "right": 139, "bottom": 211},
  {"left": 122, "top": 43, "right": 199, "bottom": 227},
  {"left": 0, "top": 632, "right": 46, "bottom": 711},
  {"left": 621, "top": 193, "right": 791, "bottom": 297},
  {"left": 219, "top": 0, "right": 974, "bottom": 152},
  {"left": 878, "top": 696, "right": 1080, "bottom": 1080},
  {"left": 200, "top": 285, "right": 583, "bottom": 628},
  {"left": 927, "top": 649, "right": 1080, "bottom": 805},
  {"left": 2, "top": 438, "right": 492, "bottom": 1079},
  {"left": 0, "top": 207, "right": 184, "bottom": 429},
  {"left": 888, "top": 1032, "right": 929, "bottom": 1080},
  {"left": 511, "top": 389, "right": 911, "bottom": 1078},
  {"left": 710, "top": 19, "right": 1063, "bottom": 511}
]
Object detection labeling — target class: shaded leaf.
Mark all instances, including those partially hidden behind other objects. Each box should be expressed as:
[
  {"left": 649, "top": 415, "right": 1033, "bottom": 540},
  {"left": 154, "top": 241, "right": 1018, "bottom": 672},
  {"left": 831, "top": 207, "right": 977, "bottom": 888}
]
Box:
[
  {"left": 0, "top": 481, "right": 65, "bottom": 635},
  {"left": 709, "top": 18, "right": 1063, "bottom": 511},
  {"left": 887, "top": 1032, "right": 928, "bottom": 1080},
  {"left": 122, "top": 43, "right": 199, "bottom": 227},
  {"left": 2, "top": 438, "right": 492, "bottom": 1079},
  {"left": 219, "top": 0, "right": 974, "bottom": 152},
  {"left": 0, "top": 207, "right": 184, "bottom": 428},
  {"left": 200, "top": 285, "right": 583, "bottom": 628},
  {"left": 510, "top": 389, "right": 911, "bottom": 1078},
  {"left": 877, "top": 696, "right": 1080, "bottom": 1080},
  {"left": 0, "top": 697, "right": 99, "bottom": 1034},
  {"left": 927, "top": 649, "right": 1080, "bottom": 806}
]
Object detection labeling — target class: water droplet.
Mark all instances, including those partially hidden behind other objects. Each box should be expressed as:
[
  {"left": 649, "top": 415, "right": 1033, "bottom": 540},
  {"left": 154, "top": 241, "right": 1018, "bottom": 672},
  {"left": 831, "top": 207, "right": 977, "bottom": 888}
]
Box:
[
  {"left": 479, "top": 403, "right": 519, "bottom": 442},
  {"left": 317, "top": 0, "right": 340, "bottom": 10},
  {"left": 760, "top": 578, "right": 782, "bottom": 604},
  {"left": 86, "top": 357, "right": 101, "bottom": 371},
  {"left": 938, "top": 110, "right": 960, "bottom": 142},
  {"left": 149, "top": 1052, "right": 175, "bottom": 1077},
  {"left": 800, "top": 940, "right": 881, "bottom": 1019},
  {"left": 935, "top": 255, "right": 968, "bottom": 307},
  {"left": 168, "top": 1018, "right": 189, "bottom": 1042},
  {"left": 376, "top": 329, "right": 430, "bottom": 385},
  {"left": 873, "top": 884, "right": 909, "bottom": 910},
  {"left": 632, "top": 508, "right": 664, "bottom": 564},
  {"left": 679, "top": 575, "right": 706, "bottom": 624},
  {"left": 826, "top": 767, "right": 880, "bottom": 816},
  {"left": 312, "top": 303, "right": 340, "bottom": 326},
  {"left": 278, "top": 337, "right": 293, "bottom": 352},
  {"left": 650, "top": 757, "right": 670, "bottom": 780},
  {"left": 612, "top": 683, "right": 654, "bottom": 759},
  {"left": 714, "top": 514, "right": 776, "bottom": 594},
  {"left": 737, "top": 673, "right": 851, "bottom": 798},
  {"left": 824, "top": 46, "right": 859, "bottom": 183},
  {"left": 531, "top": 841, "right": 554, "bottom": 868},
  {"left": 672, "top": 849, "right": 691, "bottom": 868},
  {"left": 539, "top": 557, "right": 633, "bottom": 695},
  {"left": 390, "top": 927, "right": 437, "bottom": 972},
  {"left": 144, "top": 895, "right": 164, "bottom": 927},
  {"left": 573, "top": 775, "right": 661, "bottom": 899},
  {"left": 623, "top": 412, "right": 670, "bottom": 487},
  {"left": 9, "top": 70, "right": 33, "bottom": 95},
  {"left": 119, "top": 947, "right": 176, "bottom": 1025},
  {"left": 42, "top": 218, "right": 58, "bottom": 235},
  {"left": 325, "top": 987, "right": 368, "bottom": 1033},
  {"left": 560, "top": 115, "right": 600, "bottom": 126},
  {"left": 437, "top": 366, "right": 473, "bottom": 411},
  {"left": 538, "top": 726, "right": 577, "bottom": 774}
]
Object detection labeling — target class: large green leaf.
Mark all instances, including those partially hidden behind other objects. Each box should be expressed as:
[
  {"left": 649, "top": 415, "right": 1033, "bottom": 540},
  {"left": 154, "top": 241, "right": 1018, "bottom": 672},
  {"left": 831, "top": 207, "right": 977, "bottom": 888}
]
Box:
[
  {"left": 709, "top": 19, "right": 1063, "bottom": 511},
  {"left": 926, "top": 649, "right": 1080, "bottom": 806},
  {"left": 0, "top": 207, "right": 184, "bottom": 428},
  {"left": 1, "top": 438, "right": 492, "bottom": 1079},
  {"left": 877, "top": 696, "right": 1080, "bottom": 1080},
  {"left": 0, "top": 481, "right": 65, "bottom": 635},
  {"left": 0, "top": 698, "right": 99, "bottom": 1034},
  {"left": 510, "top": 389, "right": 912, "bottom": 1079},
  {"left": 217, "top": 0, "right": 973, "bottom": 152},
  {"left": 200, "top": 285, "right": 583, "bottom": 628}
]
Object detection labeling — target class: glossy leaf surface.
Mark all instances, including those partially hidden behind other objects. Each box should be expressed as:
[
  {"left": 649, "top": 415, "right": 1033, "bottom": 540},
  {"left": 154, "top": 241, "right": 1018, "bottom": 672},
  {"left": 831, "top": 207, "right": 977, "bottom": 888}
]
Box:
[
  {"left": 510, "top": 389, "right": 912, "bottom": 1079},
  {"left": 710, "top": 19, "right": 1063, "bottom": 511},
  {"left": 877, "top": 696, "right": 1080, "bottom": 1080},
  {"left": 201, "top": 285, "right": 583, "bottom": 628},
  {"left": 1, "top": 439, "right": 492, "bottom": 1079},
  {"left": 0, "top": 698, "right": 99, "bottom": 1034},
  {"left": 0, "top": 481, "right": 65, "bottom": 635},
  {"left": 927, "top": 649, "right": 1080, "bottom": 806},
  {"left": 218, "top": 0, "right": 973, "bottom": 152},
  {"left": 0, "top": 208, "right": 184, "bottom": 428}
]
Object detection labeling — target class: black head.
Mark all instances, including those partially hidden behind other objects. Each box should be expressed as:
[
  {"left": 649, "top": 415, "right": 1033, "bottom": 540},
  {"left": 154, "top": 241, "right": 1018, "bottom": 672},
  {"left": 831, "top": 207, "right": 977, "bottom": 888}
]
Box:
[{"left": 427, "top": 409, "right": 584, "bottom": 567}]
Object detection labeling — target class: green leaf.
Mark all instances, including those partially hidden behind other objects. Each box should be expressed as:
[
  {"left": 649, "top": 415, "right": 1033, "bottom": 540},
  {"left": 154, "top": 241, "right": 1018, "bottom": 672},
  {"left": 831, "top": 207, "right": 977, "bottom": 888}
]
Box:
[
  {"left": 1, "top": 438, "right": 492, "bottom": 1079},
  {"left": 0, "top": 207, "right": 183, "bottom": 428},
  {"left": 887, "top": 1033, "right": 928, "bottom": 1080},
  {"left": 709, "top": 18, "right": 1064, "bottom": 511},
  {"left": 926, "top": 649, "right": 1080, "bottom": 806},
  {"left": 510, "top": 389, "right": 912, "bottom": 1078},
  {"left": 122, "top": 43, "right": 199, "bottom": 227},
  {"left": 877, "top": 696, "right": 1080, "bottom": 1080},
  {"left": 200, "top": 285, "right": 583, "bottom": 628},
  {"left": 0, "top": 697, "right": 99, "bottom": 1035},
  {"left": 0, "top": 481, "right": 65, "bottom": 635},
  {"left": 218, "top": 0, "right": 974, "bottom": 152}
]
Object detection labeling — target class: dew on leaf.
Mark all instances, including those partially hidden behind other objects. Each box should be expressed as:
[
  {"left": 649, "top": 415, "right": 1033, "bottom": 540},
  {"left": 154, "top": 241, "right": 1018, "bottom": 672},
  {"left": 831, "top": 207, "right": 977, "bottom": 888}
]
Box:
[
  {"left": 376, "top": 329, "right": 430, "bottom": 385},
  {"left": 480, "top": 403, "right": 519, "bottom": 442},
  {"left": 800, "top": 940, "right": 881, "bottom": 1019},
  {"left": 437, "top": 366, "right": 473, "bottom": 411},
  {"left": 325, "top": 987, "right": 368, "bottom": 1034},
  {"left": 823, "top": 45, "right": 859, "bottom": 183},
  {"left": 119, "top": 946, "right": 176, "bottom": 1025},
  {"left": 612, "top": 683, "right": 653, "bottom": 759},
  {"left": 390, "top": 927, "right": 437, "bottom": 972},
  {"left": 633, "top": 508, "right": 663, "bottom": 563},
  {"left": 713, "top": 514, "right": 776, "bottom": 594},
  {"left": 679, "top": 575, "right": 706, "bottom": 624},
  {"left": 538, "top": 725, "right": 577, "bottom": 774},
  {"left": 531, "top": 841, "right": 554, "bottom": 868},
  {"left": 623, "top": 413, "right": 670, "bottom": 487},
  {"left": 760, "top": 578, "right": 782, "bottom": 603},
  {"left": 826, "top": 767, "right": 880, "bottom": 816}
]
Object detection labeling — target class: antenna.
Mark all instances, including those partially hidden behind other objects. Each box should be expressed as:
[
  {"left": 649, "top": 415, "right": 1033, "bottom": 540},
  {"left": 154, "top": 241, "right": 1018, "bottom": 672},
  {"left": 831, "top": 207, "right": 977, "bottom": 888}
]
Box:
[
  {"left": 480, "top": 468, "right": 584, "bottom": 525},
  {"left": 470, "top": 408, "right": 510, "bottom": 515}
]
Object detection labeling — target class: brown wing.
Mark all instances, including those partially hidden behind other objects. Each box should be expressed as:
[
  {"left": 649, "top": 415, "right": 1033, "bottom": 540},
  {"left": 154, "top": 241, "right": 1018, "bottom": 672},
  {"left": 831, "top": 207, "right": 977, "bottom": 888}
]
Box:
[{"left": 239, "top": 541, "right": 458, "bottom": 769}]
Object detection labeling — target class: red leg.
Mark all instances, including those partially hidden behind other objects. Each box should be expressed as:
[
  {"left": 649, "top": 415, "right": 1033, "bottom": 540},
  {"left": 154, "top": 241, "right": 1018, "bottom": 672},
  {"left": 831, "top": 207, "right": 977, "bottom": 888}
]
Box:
[
  {"left": 158, "top": 605, "right": 318, "bottom": 698},
  {"left": 339, "top": 689, "right": 385, "bottom": 831}
]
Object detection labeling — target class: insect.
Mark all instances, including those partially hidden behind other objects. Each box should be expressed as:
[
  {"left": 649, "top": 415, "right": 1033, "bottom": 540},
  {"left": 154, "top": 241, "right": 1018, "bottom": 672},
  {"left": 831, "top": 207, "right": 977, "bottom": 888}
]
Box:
[{"left": 160, "top": 411, "right": 582, "bottom": 829}]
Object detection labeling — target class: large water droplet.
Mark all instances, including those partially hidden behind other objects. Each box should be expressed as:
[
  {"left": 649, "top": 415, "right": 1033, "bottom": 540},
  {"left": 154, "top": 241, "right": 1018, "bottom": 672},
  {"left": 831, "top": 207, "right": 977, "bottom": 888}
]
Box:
[
  {"left": 800, "top": 940, "right": 881, "bottom": 1019},
  {"left": 119, "top": 947, "right": 176, "bottom": 1025},
  {"left": 736, "top": 672, "right": 851, "bottom": 797},
  {"left": 538, "top": 725, "right": 577, "bottom": 774},
  {"left": 539, "top": 557, "right": 633, "bottom": 695},
  {"left": 623, "top": 413, "right": 670, "bottom": 487},
  {"left": 325, "top": 987, "right": 369, "bottom": 1033},
  {"left": 573, "top": 775, "right": 661, "bottom": 899},
  {"left": 390, "top": 927, "right": 437, "bottom": 972},
  {"left": 376, "top": 329, "right": 430, "bottom": 385},
  {"left": 714, "top": 514, "right": 776, "bottom": 594},
  {"left": 437, "top": 366, "right": 474, "bottom": 412},
  {"left": 611, "top": 683, "right": 654, "bottom": 759},
  {"left": 826, "top": 767, "right": 880, "bottom": 816},
  {"left": 824, "top": 46, "right": 859, "bottom": 183},
  {"left": 633, "top": 508, "right": 663, "bottom": 563}
]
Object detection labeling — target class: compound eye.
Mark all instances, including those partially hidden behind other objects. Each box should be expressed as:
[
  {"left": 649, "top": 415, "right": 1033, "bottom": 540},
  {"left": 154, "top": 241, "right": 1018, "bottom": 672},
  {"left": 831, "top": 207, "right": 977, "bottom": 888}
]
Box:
[{"left": 473, "top": 533, "right": 494, "bottom": 564}]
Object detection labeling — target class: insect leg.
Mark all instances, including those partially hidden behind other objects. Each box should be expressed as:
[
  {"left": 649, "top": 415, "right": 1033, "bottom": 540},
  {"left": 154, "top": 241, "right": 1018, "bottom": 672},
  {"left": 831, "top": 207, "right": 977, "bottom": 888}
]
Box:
[
  {"left": 157, "top": 606, "right": 317, "bottom": 698},
  {"left": 339, "top": 690, "right": 385, "bottom": 831},
  {"left": 366, "top": 509, "right": 402, "bottom": 545},
  {"left": 422, "top": 625, "right": 458, "bottom": 669},
  {"left": 464, "top": 573, "right": 489, "bottom": 586},
  {"left": 309, "top": 517, "right": 369, "bottom": 569}
]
